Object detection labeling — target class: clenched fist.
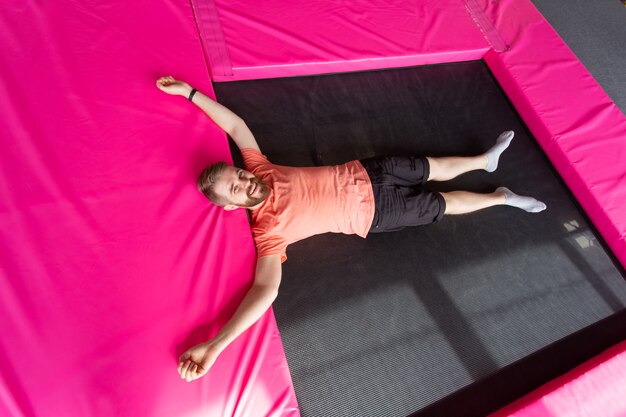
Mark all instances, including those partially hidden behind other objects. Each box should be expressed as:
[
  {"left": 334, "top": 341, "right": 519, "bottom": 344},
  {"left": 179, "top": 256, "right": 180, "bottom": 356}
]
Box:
[{"left": 177, "top": 340, "right": 223, "bottom": 382}]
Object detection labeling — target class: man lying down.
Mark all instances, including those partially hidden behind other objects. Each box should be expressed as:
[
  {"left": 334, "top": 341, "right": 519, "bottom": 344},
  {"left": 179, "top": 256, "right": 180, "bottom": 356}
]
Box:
[{"left": 156, "top": 76, "right": 546, "bottom": 382}]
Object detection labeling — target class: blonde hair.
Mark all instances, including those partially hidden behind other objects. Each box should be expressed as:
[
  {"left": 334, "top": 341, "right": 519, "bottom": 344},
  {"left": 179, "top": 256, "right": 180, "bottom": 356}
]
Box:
[{"left": 197, "top": 162, "right": 229, "bottom": 206}]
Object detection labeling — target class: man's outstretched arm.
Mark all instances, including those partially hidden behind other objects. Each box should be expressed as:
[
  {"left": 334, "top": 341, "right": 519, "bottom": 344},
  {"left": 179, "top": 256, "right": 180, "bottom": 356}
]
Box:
[
  {"left": 156, "top": 76, "right": 260, "bottom": 152},
  {"left": 177, "top": 254, "right": 282, "bottom": 382}
]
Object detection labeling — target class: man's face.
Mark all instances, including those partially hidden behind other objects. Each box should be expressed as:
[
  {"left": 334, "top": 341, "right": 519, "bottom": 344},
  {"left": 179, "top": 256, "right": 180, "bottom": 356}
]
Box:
[{"left": 213, "top": 166, "right": 270, "bottom": 210}]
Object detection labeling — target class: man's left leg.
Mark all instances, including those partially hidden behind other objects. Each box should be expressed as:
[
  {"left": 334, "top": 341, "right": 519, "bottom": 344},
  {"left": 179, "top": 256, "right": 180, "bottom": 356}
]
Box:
[
  {"left": 426, "top": 130, "right": 515, "bottom": 181},
  {"left": 426, "top": 155, "right": 487, "bottom": 182}
]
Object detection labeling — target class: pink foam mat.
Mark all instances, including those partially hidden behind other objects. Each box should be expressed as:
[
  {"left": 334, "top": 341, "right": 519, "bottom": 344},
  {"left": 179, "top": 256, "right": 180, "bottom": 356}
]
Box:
[
  {"left": 481, "top": 0, "right": 626, "bottom": 270},
  {"left": 3, "top": 0, "right": 626, "bottom": 416},
  {"left": 0, "top": 1, "right": 297, "bottom": 416},
  {"left": 489, "top": 340, "right": 626, "bottom": 417},
  {"left": 199, "top": 0, "right": 491, "bottom": 81}
]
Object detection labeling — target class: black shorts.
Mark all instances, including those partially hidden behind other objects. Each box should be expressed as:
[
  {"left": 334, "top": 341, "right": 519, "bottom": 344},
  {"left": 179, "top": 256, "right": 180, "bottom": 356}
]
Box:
[{"left": 360, "top": 156, "right": 446, "bottom": 233}]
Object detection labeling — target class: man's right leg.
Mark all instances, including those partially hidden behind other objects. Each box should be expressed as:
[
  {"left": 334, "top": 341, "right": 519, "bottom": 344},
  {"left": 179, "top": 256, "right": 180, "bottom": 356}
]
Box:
[
  {"left": 440, "top": 190, "right": 505, "bottom": 215},
  {"left": 441, "top": 187, "right": 546, "bottom": 215}
]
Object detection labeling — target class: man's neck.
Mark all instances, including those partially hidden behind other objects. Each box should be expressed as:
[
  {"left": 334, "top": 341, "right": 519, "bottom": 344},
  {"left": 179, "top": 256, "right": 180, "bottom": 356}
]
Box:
[{"left": 247, "top": 200, "right": 265, "bottom": 211}]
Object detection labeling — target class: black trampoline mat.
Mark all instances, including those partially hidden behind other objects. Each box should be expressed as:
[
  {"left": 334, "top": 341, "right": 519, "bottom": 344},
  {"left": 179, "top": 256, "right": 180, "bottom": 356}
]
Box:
[{"left": 214, "top": 61, "right": 626, "bottom": 417}]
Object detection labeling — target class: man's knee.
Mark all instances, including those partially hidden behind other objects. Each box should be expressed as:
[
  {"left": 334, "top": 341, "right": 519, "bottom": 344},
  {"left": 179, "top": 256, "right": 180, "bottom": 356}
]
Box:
[
  {"left": 440, "top": 192, "right": 457, "bottom": 215},
  {"left": 425, "top": 157, "right": 437, "bottom": 181}
]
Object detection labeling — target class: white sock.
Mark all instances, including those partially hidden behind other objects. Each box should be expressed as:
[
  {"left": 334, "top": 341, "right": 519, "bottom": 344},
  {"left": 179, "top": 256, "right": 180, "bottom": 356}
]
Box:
[
  {"left": 497, "top": 187, "right": 546, "bottom": 213},
  {"left": 485, "top": 131, "right": 514, "bottom": 172}
]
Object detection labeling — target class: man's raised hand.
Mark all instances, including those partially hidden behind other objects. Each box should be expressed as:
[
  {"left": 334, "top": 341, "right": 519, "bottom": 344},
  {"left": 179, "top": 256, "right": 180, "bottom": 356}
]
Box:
[{"left": 156, "top": 76, "right": 192, "bottom": 97}]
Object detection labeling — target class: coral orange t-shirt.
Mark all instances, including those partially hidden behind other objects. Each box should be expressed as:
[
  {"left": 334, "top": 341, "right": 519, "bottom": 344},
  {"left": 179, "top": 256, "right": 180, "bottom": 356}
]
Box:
[{"left": 242, "top": 149, "right": 375, "bottom": 262}]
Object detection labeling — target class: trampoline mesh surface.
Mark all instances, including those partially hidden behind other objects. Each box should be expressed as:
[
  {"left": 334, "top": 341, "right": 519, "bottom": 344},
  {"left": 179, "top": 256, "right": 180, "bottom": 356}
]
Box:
[{"left": 214, "top": 61, "right": 626, "bottom": 417}]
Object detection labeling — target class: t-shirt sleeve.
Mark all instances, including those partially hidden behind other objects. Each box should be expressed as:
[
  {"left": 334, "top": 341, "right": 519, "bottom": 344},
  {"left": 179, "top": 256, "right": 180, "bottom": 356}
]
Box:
[
  {"left": 241, "top": 148, "right": 270, "bottom": 172},
  {"left": 253, "top": 228, "right": 288, "bottom": 263}
]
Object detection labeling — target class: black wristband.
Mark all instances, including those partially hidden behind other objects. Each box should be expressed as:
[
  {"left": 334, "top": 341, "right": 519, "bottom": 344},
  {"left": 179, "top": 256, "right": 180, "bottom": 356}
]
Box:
[{"left": 188, "top": 88, "right": 197, "bottom": 101}]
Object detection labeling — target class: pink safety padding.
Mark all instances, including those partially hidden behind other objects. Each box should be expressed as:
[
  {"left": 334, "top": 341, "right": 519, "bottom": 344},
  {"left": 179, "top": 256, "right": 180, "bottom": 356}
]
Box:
[
  {"left": 0, "top": 1, "right": 298, "bottom": 417},
  {"left": 489, "top": 340, "right": 626, "bottom": 417},
  {"left": 196, "top": 0, "right": 490, "bottom": 81},
  {"left": 478, "top": 0, "right": 626, "bottom": 268},
  {"left": 4, "top": 0, "right": 626, "bottom": 416}
]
